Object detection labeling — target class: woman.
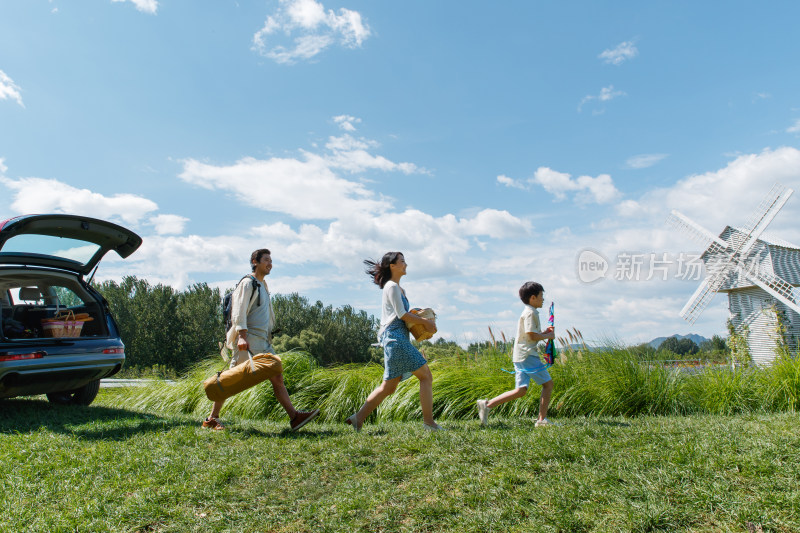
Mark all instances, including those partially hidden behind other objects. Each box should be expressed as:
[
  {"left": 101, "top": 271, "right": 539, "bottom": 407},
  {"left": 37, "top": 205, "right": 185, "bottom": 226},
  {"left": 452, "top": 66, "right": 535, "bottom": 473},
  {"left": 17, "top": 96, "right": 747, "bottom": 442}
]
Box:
[{"left": 346, "top": 252, "right": 442, "bottom": 431}]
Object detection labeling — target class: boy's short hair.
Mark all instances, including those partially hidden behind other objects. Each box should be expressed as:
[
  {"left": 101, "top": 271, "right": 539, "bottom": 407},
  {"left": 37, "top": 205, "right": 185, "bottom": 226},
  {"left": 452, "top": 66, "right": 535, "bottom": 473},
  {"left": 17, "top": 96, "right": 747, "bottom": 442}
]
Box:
[{"left": 519, "top": 281, "right": 544, "bottom": 304}]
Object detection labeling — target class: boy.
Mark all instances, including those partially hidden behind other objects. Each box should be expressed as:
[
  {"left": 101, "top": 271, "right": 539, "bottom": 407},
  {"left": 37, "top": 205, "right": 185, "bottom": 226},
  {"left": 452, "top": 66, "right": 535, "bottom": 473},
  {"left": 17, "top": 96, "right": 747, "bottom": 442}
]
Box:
[{"left": 476, "top": 281, "right": 555, "bottom": 427}]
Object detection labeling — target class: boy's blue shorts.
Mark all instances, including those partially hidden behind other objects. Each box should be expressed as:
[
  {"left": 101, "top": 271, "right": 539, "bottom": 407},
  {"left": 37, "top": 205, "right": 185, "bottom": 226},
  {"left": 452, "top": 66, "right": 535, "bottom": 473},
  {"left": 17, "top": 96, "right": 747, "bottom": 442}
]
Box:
[{"left": 513, "top": 354, "right": 552, "bottom": 388}]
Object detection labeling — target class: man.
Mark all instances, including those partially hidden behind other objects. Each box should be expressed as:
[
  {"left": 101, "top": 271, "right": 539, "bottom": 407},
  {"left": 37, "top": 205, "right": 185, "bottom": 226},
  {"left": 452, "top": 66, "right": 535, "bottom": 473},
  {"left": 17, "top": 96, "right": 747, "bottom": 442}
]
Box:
[{"left": 203, "top": 248, "right": 319, "bottom": 431}]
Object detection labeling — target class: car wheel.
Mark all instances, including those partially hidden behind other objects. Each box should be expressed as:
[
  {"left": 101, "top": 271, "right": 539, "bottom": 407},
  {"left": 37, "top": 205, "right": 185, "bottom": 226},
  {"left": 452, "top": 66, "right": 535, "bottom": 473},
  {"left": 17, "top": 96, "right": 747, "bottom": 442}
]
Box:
[{"left": 46, "top": 379, "right": 101, "bottom": 406}]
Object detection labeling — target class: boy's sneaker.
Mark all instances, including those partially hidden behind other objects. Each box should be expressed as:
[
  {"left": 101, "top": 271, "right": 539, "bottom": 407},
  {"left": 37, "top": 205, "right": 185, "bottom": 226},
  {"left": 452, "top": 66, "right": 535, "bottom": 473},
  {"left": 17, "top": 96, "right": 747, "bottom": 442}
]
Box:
[
  {"left": 290, "top": 409, "right": 320, "bottom": 431},
  {"left": 477, "top": 399, "right": 489, "bottom": 426},
  {"left": 535, "top": 418, "right": 552, "bottom": 427},
  {"left": 423, "top": 422, "right": 445, "bottom": 431}
]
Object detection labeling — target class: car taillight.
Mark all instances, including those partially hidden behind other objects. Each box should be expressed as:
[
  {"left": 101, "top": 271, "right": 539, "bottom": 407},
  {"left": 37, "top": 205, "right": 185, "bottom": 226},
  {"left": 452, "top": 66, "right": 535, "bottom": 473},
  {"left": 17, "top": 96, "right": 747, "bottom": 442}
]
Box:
[
  {"left": 102, "top": 348, "right": 125, "bottom": 354},
  {"left": 0, "top": 352, "right": 45, "bottom": 361}
]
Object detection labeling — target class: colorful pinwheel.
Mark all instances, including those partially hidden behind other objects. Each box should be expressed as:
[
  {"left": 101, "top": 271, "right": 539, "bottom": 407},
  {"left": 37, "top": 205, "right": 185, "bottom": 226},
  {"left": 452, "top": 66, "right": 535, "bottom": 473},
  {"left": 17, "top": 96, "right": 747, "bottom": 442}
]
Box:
[{"left": 543, "top": 302, "right": 556, "bottom": 367}]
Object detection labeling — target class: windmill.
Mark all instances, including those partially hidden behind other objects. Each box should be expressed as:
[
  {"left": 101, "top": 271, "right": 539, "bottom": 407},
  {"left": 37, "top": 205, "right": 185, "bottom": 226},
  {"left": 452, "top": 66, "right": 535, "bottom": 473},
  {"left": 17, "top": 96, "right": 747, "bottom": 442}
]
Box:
[{"left": 667, "top": 183, "right": 800, "bottom": 365}]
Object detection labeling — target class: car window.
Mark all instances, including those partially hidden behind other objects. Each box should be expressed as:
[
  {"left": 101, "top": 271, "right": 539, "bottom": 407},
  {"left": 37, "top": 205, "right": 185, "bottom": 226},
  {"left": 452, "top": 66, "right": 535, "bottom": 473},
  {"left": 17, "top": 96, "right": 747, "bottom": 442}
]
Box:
[
  {"left": 52, "top": 286, "right": 86, "bottom": 307},
  {"left": 0, "top": 234, "right": 100, "bottom": 266},
  {"left": 9, "top": 285, "right": 86, "bottom": 307}
]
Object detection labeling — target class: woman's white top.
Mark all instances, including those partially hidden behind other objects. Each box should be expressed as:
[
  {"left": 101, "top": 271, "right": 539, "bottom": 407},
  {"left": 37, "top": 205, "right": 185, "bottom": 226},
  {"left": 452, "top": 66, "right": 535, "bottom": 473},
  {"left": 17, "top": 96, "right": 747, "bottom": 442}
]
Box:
[{"left": 378, "top": 280, "right": 407, "bottom": 337}]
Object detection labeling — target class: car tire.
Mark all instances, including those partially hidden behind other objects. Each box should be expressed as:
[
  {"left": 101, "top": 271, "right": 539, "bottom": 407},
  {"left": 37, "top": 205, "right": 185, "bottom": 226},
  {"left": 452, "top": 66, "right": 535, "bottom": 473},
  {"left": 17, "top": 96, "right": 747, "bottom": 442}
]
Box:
[{"left": 46, "top": 379, "right": 101, "bottom": 406}]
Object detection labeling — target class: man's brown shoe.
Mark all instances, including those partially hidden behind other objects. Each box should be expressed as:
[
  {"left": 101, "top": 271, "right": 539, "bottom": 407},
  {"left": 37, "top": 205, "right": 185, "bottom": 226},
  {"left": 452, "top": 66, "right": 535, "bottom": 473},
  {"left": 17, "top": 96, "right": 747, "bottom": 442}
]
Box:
[{"left": 290, "top": 409, "right": 320, "bottom": 431}]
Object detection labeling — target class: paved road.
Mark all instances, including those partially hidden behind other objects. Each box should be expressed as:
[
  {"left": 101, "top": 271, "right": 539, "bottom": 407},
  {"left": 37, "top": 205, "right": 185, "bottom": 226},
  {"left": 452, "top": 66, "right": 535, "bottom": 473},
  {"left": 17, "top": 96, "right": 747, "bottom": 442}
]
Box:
[{"left": 100, "top": 378, "right": 174, "bottom": 388}]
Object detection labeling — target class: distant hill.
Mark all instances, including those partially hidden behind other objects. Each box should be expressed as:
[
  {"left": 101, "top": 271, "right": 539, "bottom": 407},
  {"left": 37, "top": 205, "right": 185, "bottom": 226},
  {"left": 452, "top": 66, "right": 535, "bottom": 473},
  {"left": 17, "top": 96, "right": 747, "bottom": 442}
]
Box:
[{"left": 648, "top": 334, "right": 709, "bottom": 349}]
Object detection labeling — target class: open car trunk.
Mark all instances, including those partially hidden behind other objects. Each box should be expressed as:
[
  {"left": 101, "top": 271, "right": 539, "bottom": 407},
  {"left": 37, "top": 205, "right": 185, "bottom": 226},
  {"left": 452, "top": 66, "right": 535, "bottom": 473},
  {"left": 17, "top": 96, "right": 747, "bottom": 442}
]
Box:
[{"left": 0, "top": 269, "right": 109, "bottom": 341}]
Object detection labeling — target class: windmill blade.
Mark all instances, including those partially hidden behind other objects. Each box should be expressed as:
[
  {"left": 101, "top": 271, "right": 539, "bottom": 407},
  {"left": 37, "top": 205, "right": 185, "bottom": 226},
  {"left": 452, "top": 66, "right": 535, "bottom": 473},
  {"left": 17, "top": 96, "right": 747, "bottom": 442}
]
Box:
[
  {"left": 679, "top": 266, "right": 734, "bottom": 324},
  {"left": 666, "top": 210, "right": 732, "bottom": 252},
  {"left": 735, "top": 184, "right": 793, "bottom": 256},
  {"left": 742, "top": 268, "right": 800, "bottom": 317},
  {"left": 680, "top": 277, "right": 714, "bottom": 324}
]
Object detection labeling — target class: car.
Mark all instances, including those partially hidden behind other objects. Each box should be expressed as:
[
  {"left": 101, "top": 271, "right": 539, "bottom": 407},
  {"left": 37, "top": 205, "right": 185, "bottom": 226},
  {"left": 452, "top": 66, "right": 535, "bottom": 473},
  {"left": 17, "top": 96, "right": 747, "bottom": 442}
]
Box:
[{"left": 0, "top": 214, "right": 142, "bottom": 405}]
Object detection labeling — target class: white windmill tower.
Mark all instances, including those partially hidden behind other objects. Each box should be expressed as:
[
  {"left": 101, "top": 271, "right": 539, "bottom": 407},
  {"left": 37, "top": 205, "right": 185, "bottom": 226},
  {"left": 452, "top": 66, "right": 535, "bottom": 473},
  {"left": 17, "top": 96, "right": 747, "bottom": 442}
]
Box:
[{"left": 667, "top": 183, "right": 800, "bottom": 365}]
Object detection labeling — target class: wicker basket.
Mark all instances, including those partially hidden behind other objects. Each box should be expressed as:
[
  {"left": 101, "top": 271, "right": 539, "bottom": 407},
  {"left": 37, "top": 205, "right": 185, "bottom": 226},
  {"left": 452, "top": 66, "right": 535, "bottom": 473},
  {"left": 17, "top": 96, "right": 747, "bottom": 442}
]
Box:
[
  {"left": 408, "top": 307, "right": 436, "bottom": 341},
  {"left": 41, "top": 310, "right": 91, "bottom": 338}
]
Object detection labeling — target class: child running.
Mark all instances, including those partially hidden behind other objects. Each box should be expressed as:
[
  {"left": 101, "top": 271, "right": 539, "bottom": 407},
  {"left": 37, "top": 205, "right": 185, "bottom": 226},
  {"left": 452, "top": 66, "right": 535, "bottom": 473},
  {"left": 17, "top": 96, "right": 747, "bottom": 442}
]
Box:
[
  {"left": 477, "top": 281, "right": 555, "bottom": 427},
  {"left": 345, "top": 252, "right": 442, "bottom": 432}
]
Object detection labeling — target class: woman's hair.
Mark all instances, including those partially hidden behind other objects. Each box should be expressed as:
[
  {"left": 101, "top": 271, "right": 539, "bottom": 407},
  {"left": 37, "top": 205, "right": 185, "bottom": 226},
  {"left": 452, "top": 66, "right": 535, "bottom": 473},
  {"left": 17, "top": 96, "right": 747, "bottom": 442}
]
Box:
[
  {"left": 364, "top": 251, "right": 404, "bottom": 288},
  {"left": 250, "top": 248, "right": 271, "bottom": 271},
  {"left": 519, "top": 281, "right": 544, "bottom": 304}
]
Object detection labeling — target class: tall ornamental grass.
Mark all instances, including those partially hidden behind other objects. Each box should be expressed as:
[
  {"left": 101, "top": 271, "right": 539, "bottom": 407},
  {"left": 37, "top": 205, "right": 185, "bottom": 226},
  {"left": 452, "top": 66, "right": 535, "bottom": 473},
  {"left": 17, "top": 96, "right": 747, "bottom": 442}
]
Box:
[
  {"left": 116, "top": 344, "right": 800, "bottom": 421},
  {"left": 762, "top": 350, "right": 800, "bottom": 411},
  {"left": 552, "top": 346, "right": 688, "bottom": 417},
  {"left": 682, "top": 366, "right": 763, "bottom": 415}
]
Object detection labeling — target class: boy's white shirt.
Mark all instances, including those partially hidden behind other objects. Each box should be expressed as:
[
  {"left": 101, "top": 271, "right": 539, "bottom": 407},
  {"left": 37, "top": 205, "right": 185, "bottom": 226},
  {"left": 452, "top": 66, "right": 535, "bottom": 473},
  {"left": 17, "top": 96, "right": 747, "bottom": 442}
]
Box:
[
  {"left": 225, "top": 276, "right": 274, "bottom": 349},
  {"left": 512, "top": 304, "right": 542, "bottom": 363}
]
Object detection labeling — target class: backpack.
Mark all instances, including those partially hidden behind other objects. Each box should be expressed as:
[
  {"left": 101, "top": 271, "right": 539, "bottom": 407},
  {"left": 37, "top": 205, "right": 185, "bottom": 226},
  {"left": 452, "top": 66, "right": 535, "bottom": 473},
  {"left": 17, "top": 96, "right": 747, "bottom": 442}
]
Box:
[{"left": 223, "top": 275, "right": 260, "bottom": 332}]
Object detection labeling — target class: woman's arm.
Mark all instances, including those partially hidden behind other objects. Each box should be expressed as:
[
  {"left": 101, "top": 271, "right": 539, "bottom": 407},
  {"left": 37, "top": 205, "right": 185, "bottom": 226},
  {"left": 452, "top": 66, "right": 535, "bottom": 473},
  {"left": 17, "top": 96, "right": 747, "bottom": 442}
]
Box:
[{"left": 401, "top": 312, "right": 437, "bottom": 334}]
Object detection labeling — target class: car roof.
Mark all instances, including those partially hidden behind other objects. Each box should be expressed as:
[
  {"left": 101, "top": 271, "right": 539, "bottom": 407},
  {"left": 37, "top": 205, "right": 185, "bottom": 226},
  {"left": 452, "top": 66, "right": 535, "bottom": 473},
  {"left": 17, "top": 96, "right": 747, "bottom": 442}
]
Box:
[{"left": 0, "top": 214, "right": 142, "bottom": 276}]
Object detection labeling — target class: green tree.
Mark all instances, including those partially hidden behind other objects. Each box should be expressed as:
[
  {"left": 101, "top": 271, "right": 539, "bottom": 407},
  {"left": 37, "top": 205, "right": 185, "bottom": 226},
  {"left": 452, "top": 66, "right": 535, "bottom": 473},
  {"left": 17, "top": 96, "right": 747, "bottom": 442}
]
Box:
[
  {"left": 273, "top": 329, "right": 325, "bottom": 355},
  {"left": 95, "top": 276, "right": 223, "bottom": 372},
  {"left": 658, "top": 336, "right": 699, "bottom": 357},
  {"left": 417, "top": 338, "right": 466, "bottom": 360},
  {"left": 629, "top": 342, "right": 657, "bottom": 360},
  {"left": 175, "top": 283, "right": 225, "bottom": 369},
  {"left": 95, "top": 277, "right": 179, "bottom": 368},
  {"left": 703, "top": 334, "right": 728, "bottom": 352},
  {"left": 272, "top": 293, "right": 378, "bottom": 365}
]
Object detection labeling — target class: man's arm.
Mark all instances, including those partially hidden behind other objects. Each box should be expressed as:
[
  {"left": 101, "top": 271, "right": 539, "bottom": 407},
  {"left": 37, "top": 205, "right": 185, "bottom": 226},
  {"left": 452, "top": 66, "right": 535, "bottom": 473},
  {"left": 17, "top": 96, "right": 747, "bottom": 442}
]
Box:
[{"left": 230, "top": 278, "right": 254, "bottom": 350}]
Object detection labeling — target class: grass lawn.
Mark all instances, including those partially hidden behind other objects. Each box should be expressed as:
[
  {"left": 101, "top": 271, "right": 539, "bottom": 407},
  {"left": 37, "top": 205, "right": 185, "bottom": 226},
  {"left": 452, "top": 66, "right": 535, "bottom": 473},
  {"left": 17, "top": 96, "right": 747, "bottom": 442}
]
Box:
[{"left": 1, "top": 389, "right": 799, "bottom": 532}]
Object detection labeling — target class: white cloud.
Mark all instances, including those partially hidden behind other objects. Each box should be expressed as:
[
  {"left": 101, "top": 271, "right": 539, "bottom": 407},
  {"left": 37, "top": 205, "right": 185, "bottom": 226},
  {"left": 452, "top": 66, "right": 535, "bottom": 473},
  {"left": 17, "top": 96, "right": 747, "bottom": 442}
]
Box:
[
  {"left": 659, "top": 147, "right": 800, "bottom": 237},
  {"left": 625, "top": 153, "right": 668, "bottom": 169},
  {"left": 179, "top": 121, "right": 423, "bottom": 220},
  {"left": 578, "top": 85, "right": 626, "bottom": 112},
  {"left": 111, "top": 0, "right": 158, "bottom": 14},
  {"left": 104, "top": 203, "right": 531, "bottom": 297},
  {"left": 788, "top": 119, "right": 800, "bottom": 133},
  {"left": 252, "top": 0, "right": 371, "bottom": 64},
  {"left": 179, "top": 155, "right": 389, "bottom": 220},
  {"left": 459, "top": 209, "right": 531, "bottom": 239},
  {"left": 333, "top": 114, "right": 361, "bottom": 131},
  {"left": 531, "top": 167, "right": 621, "bottom": 204},
  {"left": 599, "top": 41, "right": 638, "bottom": 65},
  {"left": 322, "top": 134, "right": 421, "bottom": 174},
  {"left": 498, "top": 167, "right": 622, "bottom": 204},
  {"left": 496, "top": 174, "right": 525, "bottom": 189},
  {"left": 0, "top": 70, "right": 24, "bottom": 107},
  {"left": 149, "top": 214, "right": 189, "bottom": 235},
  {"left": 615, "top": 199, "right": 647, "bottom": 217},
  {"left": 0, "top": 176, "right": 158, "bottom": 225},
  {"left": 115, "top": 234, "right": 250, "bottom": 288},
  {"left": 285, "top": 208, "right": 523, "bottom": 256},
  {"left": 599, "top": 146, "right": 800, "bottom": 276}
]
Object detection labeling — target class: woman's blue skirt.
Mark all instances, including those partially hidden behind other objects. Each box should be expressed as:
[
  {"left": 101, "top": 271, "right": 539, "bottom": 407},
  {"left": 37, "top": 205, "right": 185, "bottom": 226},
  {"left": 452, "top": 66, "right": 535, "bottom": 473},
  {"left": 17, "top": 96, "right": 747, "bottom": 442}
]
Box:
[{"left": 380, "top": 318, "right": 427, "bottom": 381}]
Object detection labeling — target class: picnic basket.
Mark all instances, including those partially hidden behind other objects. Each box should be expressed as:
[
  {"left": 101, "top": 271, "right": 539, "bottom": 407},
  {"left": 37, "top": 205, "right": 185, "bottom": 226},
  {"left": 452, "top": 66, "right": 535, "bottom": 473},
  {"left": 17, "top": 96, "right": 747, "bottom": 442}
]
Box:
[
  {"left": 41, "top": 310, "right": 93, "bottom": 338},
  {"left": 408, "top": 307, "right": 436, "bottom": 341}
]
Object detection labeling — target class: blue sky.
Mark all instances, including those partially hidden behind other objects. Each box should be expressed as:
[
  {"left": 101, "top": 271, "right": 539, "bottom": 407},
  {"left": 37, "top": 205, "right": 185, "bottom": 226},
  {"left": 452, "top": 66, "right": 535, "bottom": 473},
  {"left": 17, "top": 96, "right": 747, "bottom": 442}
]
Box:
[{"left": 2, "top": 0, "right": 800, "bottom": 346}]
